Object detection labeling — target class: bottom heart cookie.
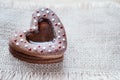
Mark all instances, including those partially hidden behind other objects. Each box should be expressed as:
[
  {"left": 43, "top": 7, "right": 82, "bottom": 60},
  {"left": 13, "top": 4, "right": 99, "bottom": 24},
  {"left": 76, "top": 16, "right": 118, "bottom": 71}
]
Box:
[{"left": 9, "top": 46, "right": 63, "bottom": 64}]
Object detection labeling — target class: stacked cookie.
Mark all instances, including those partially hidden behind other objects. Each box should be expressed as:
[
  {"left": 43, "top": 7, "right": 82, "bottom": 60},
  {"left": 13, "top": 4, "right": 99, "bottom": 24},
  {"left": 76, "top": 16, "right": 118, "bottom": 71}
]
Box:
[{"left": 9, "top": 8, "right": 67, "bottom": 64}]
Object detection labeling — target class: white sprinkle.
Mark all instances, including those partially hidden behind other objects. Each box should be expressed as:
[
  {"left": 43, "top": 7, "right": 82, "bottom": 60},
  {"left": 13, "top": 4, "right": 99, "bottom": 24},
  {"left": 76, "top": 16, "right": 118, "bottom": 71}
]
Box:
[
  {"left": 51, "top": 18, "right": 55, "bottom": 22},
  {"left": 58, "top": 36, "right": 61, "bottom": 38},
  {"left": 41, "top": 8, "right": 45, "bottom": 12},
  {"left": 43, "top": 47, "right": 46, "bottom": 49},
  {"left": 46, "top": 10, "right": 50, "bottom": 14},
  {"left": 20, "top": 39, "right": 23, "bottom": 42},
  {"left": 34, "top": 19, "right": 37, "bottom": 22},
  {"left": 58, "top": 22, "right": 61, "bottom": 25},
  {"left": 16, "top": 42, "right": 19, "bottom": 46},
  {"left": 52, "top": 45, "right": 55, "bottom": 48},
  {"left": 62, "top": 46, "right": 65, "bottom": 49},
  {"left": 14, "top": 34, "right": 17, "bottom": 37},
  {"left": 25, "top": 45, "right": 28, "bottom": 48},
  {"left": 58, "top": 30, "right": 60, "bottom": 33},
  {"left": 33, "top": 26, "right": 36, "bottom": 29},
  {"left": 23, "top": 30, "right": 27, "bottom": 33},
  {"left": 33, "top": 47, "right": 37, "bottom": 51},
  {"left": 37, "top": 13, "right": 40, "bottom": 16},
  {"left": 48, "top": 50, "right": 51, "bottom": 52},
  {"left": 62, "top": 38, "right": 65, "bottom": 41}
]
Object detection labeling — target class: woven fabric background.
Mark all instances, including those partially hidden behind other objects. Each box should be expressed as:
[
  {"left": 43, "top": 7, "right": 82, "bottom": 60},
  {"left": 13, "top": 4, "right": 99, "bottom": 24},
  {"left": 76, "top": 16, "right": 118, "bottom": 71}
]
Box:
[{"left": 0, "top": 0, "right": 120, "bottom": 80}]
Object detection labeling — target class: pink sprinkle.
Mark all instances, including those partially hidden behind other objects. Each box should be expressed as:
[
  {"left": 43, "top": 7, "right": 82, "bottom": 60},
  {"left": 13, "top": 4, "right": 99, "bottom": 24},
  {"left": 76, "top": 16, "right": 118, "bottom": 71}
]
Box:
[
  {"left": 52, "top": 13, "right": 55, "bottom": 16},
  {"left": 28, "top": 48, "right": 31, "bottom": 51},
  {"left": 20, "top": 35, "right": 22, "bottom": 37},
  {"left": 14, "top": 40, "right": 17, "bottom": 42},
  {"left": 63, "top": 34, "right": 65, "bottom": 37},
  {"left": 59, "top": 46, "right": 61, "bottom": 49},
  {"left": 59, "top": 41, "right": 62, "bottom": 44},
  {"left": 60, "top": 26, "right": 63, "bottom": 29},
  {"left": 36, "top": 11, "right": 39, "bottom": 13},
  {"left": 43, "top": 14, "right": 46, "bottom": 17},
  {"left": 41, "top": 50, "right": 43, "bottom": 53},
  {"left": 55, "top": 23, "right": 57, "bottom": 26}
]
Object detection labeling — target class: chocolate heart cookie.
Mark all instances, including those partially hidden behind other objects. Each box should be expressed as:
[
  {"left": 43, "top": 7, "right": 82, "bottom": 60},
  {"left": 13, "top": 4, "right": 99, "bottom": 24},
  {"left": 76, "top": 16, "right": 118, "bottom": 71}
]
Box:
[{"left": 9, "top": 8, "right": 67, "bottom": 64}]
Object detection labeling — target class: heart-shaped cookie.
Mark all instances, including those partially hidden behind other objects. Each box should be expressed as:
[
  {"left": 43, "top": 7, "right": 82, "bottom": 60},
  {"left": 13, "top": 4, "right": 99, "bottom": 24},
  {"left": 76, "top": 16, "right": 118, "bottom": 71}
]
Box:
[{"left": 9, "top": 8, "right": 67, "bottom": 64}]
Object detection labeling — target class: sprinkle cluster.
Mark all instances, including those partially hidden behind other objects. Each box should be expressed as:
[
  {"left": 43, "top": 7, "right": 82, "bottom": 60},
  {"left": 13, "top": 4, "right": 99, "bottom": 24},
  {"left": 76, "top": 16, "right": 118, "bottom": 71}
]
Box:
[{"left": 13, "top": 8, "right": 66, "bottom": 54}]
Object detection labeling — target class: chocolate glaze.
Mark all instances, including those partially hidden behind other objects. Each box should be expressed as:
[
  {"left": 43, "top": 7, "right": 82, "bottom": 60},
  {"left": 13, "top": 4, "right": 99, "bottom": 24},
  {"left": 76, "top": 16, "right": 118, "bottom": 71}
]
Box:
[{"left": 26, "top": 18, "right": 55, "bottom": 42}]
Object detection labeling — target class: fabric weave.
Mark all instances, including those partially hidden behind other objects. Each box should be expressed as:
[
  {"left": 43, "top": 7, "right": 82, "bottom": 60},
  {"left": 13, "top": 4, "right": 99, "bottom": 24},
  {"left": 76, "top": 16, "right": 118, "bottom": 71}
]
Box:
[{"left": 0, "top": 1, "right": 120, "bottom": 80}]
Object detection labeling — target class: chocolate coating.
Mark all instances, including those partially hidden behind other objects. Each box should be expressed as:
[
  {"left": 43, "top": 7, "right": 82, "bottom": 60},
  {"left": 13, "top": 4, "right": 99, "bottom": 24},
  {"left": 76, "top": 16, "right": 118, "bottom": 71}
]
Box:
[{"left": 27, "top": 18, "right": 55, "bottom": 42}]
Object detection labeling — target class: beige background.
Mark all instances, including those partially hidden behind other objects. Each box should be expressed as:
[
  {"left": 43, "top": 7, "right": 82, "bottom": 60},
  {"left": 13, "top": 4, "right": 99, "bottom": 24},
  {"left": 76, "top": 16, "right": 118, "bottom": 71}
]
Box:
[{"left": 0, "top": 0, "right": 120, "bottom": 80}]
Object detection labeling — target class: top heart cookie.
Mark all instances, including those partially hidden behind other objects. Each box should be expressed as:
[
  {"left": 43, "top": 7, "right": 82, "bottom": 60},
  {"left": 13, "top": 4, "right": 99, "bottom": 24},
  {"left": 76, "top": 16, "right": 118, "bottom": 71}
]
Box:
[{"left": 9, "top": 8, "right": 67, "bottom": 64}]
